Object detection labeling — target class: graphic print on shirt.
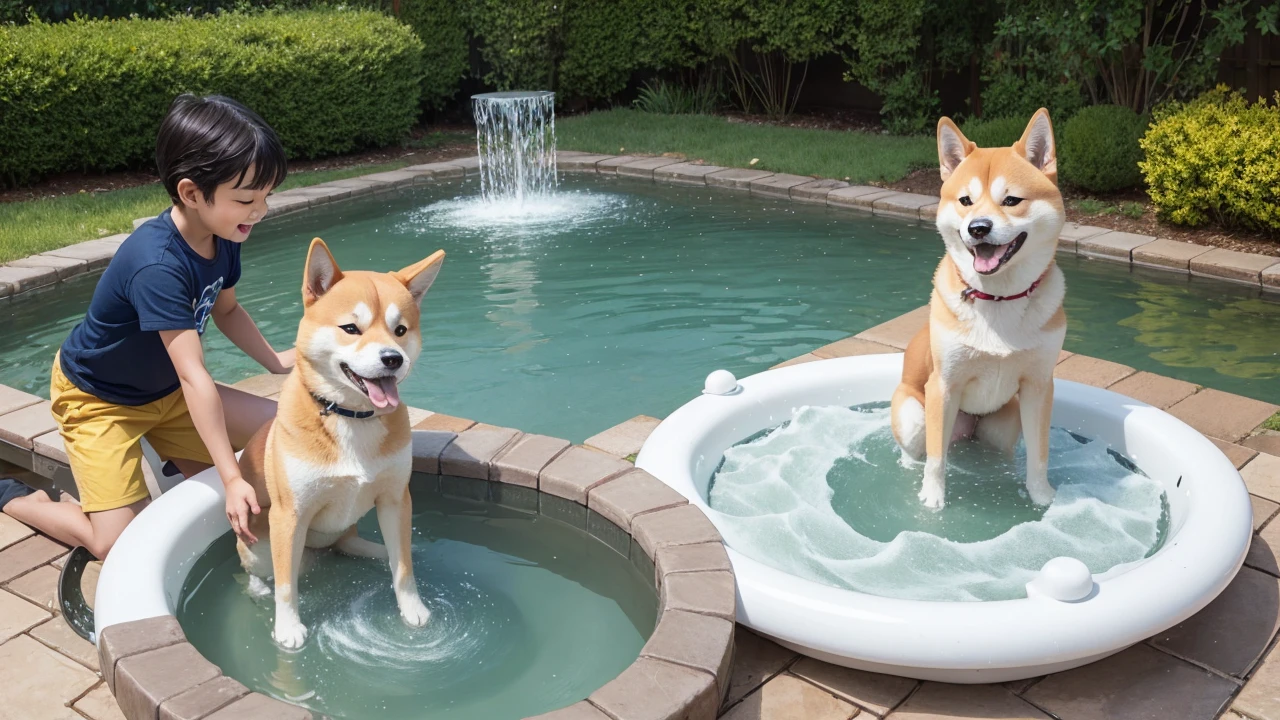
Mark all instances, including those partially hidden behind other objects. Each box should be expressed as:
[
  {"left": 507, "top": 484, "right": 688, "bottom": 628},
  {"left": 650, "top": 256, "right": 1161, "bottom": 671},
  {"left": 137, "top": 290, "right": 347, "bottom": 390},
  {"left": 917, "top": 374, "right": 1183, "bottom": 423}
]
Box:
[{"left": 192, "top": 277, "right": 224, "bottom": 336}]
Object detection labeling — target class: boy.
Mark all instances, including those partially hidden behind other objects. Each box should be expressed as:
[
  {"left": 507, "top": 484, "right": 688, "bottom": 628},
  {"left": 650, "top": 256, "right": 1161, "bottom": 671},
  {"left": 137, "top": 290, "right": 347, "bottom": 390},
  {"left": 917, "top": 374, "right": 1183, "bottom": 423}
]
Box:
[{"left": 0, "top": 94, "right": 292, "bottom": 559}]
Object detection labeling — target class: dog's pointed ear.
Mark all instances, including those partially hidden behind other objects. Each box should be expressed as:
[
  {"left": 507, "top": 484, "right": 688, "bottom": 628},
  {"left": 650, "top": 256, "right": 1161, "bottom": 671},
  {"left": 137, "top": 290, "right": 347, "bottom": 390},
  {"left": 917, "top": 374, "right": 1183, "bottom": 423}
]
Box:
[
  {"left": 393, "top": 250, "right": 445, "bottom": 305},
  {"left": 303, "top": 238, "right": 343, "bottom": 306},
  {"left": 1015, "top": 108, "right": 1058, "bottom": 183},
  {"left": 938, "top": 117, "right": 975, "bottom": 181}
]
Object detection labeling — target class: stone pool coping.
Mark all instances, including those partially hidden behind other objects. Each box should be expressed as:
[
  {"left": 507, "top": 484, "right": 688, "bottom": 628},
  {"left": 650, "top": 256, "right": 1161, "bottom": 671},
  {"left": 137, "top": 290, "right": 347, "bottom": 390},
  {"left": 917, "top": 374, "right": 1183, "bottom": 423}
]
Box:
[
  {"left": 91, "top": 419, "right": 736, "bottom": 720},
  {"left": 2, "top": 151, "right": 1279, "bottom": 302}
]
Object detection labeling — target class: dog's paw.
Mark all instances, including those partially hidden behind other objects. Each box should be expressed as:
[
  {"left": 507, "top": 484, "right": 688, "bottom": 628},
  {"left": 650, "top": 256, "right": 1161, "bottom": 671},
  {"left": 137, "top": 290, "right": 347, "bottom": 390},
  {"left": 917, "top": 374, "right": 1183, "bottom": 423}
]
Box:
[
  {"left": 918, "top": 485, "right": 946, "bottom": 510},
  {"left": 247, "top": 575, "right": 273, "bottom": 599},
  {"left": 1027, "top": 482, "right": 1056, "bottom": 507},
  {"left": 273, "top": 619, "right": 309, "bottom": 650},
  {"left": 399, "top": 596, "right": 431, "bottom": 628}
]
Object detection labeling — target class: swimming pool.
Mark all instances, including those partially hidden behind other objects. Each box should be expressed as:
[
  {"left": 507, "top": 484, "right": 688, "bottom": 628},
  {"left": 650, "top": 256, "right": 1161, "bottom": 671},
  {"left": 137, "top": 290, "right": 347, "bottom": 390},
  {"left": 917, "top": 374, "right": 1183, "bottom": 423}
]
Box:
[{"left": 2, "top": 174, "right": 1277, "bottom": 441}]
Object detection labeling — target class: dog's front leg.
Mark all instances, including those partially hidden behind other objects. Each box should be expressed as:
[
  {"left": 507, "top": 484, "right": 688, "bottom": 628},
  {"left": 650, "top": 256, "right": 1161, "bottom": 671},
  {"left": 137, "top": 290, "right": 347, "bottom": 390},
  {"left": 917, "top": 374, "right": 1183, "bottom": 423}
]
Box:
[
  {"left": 921, "top": 375, "right": 960, "bottom": 509},
  {"left": 1019, "top": 377, "right": 1056, "bottom": 506},
  {"left": 375, "top": 486, "right": 430, "bottom": 627},
  {"left": 270, "top": 508, "right": 313, "bottom": 649}
]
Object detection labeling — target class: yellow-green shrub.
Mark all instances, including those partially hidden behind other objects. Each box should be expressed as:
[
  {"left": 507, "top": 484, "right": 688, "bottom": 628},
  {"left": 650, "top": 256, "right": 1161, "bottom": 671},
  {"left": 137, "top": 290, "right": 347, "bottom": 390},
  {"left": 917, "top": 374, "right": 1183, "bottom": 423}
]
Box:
[
  {"left": 0, "top": 10, "right": 424, "bottom": 187},
  {"left": 1139, "top": 87, "right": 1280, "bottom": 232}
]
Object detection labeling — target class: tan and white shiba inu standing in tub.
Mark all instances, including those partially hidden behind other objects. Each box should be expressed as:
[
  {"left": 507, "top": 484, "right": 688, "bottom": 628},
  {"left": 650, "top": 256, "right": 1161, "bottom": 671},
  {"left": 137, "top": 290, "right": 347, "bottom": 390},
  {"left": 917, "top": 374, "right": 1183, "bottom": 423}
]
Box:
[
  {"left": 236, "top": 238, "right": 444, "bottom": 649},
  {"left": 891, "top": 109, "right": 1067, "bottom": 510}
]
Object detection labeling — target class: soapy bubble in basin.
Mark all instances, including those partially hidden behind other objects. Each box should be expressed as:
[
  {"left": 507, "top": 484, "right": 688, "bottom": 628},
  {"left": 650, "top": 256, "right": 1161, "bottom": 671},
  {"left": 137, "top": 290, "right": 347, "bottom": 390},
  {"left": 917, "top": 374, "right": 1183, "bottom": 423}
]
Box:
[{"left": 706, "top": 403, "right": 1168, "bottom": 602}]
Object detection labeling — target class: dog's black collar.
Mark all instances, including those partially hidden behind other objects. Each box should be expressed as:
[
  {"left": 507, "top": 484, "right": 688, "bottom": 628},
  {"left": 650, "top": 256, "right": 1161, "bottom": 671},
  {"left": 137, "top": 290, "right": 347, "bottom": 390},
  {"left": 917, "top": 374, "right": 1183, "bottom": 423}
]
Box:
[{"left": 311, "top": 393, "right": 376, "bottom": 419}]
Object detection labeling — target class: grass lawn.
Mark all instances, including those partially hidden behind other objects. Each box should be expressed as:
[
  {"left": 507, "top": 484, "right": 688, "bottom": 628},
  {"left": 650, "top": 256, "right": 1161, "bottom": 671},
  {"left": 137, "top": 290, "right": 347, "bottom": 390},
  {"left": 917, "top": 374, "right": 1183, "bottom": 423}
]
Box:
[
  {"left": 558, "top": 109, "right": 936, "bottom": 184},
  {"left": 0, "top": 161, "right": 411, "bottom": 264}
]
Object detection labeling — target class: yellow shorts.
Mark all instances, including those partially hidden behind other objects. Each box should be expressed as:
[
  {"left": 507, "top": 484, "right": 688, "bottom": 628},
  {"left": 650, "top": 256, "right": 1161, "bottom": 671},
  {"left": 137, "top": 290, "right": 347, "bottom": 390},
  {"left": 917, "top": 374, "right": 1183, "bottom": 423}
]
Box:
[{"left": 50, "top": 355, "right": 214, "bottom": 513}]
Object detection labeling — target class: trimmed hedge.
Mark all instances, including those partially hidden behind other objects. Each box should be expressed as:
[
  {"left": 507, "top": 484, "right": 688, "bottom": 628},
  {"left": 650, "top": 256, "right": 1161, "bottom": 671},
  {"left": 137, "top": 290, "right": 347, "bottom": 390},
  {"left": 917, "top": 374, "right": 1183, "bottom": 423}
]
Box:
[
  {"left": 1140, "top": 87, "right": 1280, "bottom": 232},
  {"left": 1059, "top": 105, "right": 1146, "bottom": 193},
  {"left": 960, "top": 116, "right": 1027, "bottom": 149},
  {"left": 0, "top": 10, "right": 424, "bottom": 186}
]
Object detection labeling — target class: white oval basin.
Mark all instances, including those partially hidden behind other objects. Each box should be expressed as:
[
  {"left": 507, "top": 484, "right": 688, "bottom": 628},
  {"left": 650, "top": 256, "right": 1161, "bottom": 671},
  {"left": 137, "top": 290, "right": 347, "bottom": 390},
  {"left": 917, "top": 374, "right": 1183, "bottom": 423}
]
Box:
[{"left": 636, "top": 353, "right": 1251, "bottom": 683}]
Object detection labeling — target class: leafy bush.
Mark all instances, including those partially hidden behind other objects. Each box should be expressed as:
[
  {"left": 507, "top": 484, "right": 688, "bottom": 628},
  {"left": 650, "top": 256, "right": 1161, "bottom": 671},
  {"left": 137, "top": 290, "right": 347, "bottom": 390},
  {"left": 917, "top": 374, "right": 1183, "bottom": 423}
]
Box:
[
  {"left": 632, "top": 79, "right": 721, "bottom": 115},
  {"left": 0, "top": 10, "right": 423, "bottom": 187},
  {"left": 1139, "top": 87, "right": 1280, "bottom": 231},
  {"left": 1059, "top": 105, "right": 1146, "bottom": 192},
  {"left": 960, "top": 116, "right": 1027, "bottom": 148},
  {"left": 396, "top": 0, "right": 469, "bottom": 111}
]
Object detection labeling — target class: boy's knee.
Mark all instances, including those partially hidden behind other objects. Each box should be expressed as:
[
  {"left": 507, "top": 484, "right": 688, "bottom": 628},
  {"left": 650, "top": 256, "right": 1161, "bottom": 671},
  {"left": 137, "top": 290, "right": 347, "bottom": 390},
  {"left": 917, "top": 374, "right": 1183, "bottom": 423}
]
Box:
[{"left": 87, "top": 537, "right": 116, "bottom": 561}]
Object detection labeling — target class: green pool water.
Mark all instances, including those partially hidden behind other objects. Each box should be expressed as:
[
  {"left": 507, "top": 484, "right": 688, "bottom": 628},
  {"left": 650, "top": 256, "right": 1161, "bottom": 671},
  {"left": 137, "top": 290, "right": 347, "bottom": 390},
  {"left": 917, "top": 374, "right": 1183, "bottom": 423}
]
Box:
[
  {"left": 178, "top": 480, "right": 656, "bottom": 719},
  {"left": 1, "top": 175, "right": 1277, "bottom": 441}
]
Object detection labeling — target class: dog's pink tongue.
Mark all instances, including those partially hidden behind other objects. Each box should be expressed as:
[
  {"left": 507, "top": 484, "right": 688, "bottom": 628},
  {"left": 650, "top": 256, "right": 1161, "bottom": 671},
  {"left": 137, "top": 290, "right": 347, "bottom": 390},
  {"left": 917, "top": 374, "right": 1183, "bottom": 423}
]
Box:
[
  {"left": 366, "top": 377, "right": 400, "bottom": 409},
  {"left": 973, "top": 251, "right": 1002, "bottom": 274}
]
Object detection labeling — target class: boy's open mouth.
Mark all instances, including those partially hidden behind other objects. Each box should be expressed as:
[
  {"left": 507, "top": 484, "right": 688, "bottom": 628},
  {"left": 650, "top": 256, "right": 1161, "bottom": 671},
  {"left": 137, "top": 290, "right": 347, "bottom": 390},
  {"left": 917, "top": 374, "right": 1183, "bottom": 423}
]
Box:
[
  {"left": 969, "top": 232, "right": 1027, "bottom": 275},
  {"left": 237, "top": 224, "right": 253, "bottom": 235},
  {"left": 340, "top": 362, "right": 401, "bottom": 409}
]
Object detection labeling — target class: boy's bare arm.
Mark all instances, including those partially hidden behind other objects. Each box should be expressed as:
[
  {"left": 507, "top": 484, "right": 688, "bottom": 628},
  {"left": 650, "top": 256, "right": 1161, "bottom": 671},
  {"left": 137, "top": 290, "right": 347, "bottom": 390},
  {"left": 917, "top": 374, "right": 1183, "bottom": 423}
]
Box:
[
  {"left": 211, "top": 287, "right": 294, "bottom": 373},
  {"left": 159, "top": 328, "right": 261, "bottom": 543}
]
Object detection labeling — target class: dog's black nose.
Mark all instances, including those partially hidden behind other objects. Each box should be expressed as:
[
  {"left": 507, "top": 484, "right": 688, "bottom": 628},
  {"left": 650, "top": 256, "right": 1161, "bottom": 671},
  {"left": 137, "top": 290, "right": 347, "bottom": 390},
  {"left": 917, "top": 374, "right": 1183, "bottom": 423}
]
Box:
[
  {"left": 381, "top": 351, "right": 403, "bottom": 370},
  {"left": 968, "top": 218, "right": 993, "bottom": 239}
]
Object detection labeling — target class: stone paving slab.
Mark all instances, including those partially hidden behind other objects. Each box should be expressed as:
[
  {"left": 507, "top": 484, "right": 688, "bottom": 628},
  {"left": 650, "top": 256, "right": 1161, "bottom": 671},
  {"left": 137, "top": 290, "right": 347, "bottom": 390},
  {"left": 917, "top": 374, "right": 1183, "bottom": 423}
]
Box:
[
  {"left": 1248, "top": 514, "right": 1280, "bottom": 576},
  {"left": 873, "top": 192, "right": 937, "bottom": 220},
  {"left": 1056, "top": 223, "right": 1110, "bottom": 253},
  {"left": 5, "top": 563, "right": 58, "bottom": 610},
  {"left": 325, "top": 176, "right": 384, "bottom": 196},
  {"left": 591, "top": 656, "right": 718, "bottom": 720},
  {"left": 584, "top": 415, "right": 660, "bottom": 458},
  {"left": 30, "top": 614, "right": 100, "bottom": 671},
  {"left": 723, "top": 673, "right": 859, "bottom": 720},
  {"left": 0, "top": 512, "right": 34, "bottom": 550},
  {"left": 0, "top": 534, "right": 66, "bottom": 583},
  {"left": 653, "top": 162, "right": 727, "bottom": 185},
  {"left": 888, "top": 682, "right": 1048, "bottom": 719},
  {"left": 401, "top": 161, "right": 466, "bottom": 180},
  {"left": 230, "top": 373, "right": 287, "bottom": 398},
  {"left": 1263, "top": 263, "right": 1280, "bottom": 293},
  {"left": 855, "top": 306, "right": 929, "bottom": 350},
  {"left": 490, "top": 433, "right": 570, "bottom": 488},
  {"left": 0, "top": 265, "right": 60, "bottom": 295},
  {"left": 1246, "top": 431, "right": 1280, "bottom": 457},
  {"left": 1244, "top": 454, "right": 1280, "bottom": 504},
  {"left": 1104, "top": 370, "right": 1197, "bottom": 408},
  {"left": 44, "top": 236, "right": 127, "bottom": 271},
  {"left": 618, "top": 156, "right": 685, "bottom": 179},
  {"left": 812, "top": 337, "right": 898, "bottom": 360},
  {"left": 791, "top": 657, "right": 918, "bottom": 716},
  {"left": 826, "top": 185, "right": 893, "bottom": 209},
  {"left": 655, "top": 541, "right": 731, "bottom": 580},
  {"left": 77, "top": 682, "right": 128, "bottom": 720},
  {"left": 98, "top": 615, "right": 187, "bottom": 692},
  {"left": 9, "top": 254, "right": 90, "bottom": 280},
  {"left": 0, "top": 400, "right": 57, "bottom": 449},
  {"left": 1255, "top": 495, "right": 1280, "bottom": 530},
  {"left": 0, "top": 384, "right": 41, "bottom": 416},
  {"left": 411, "top": 430, "right": 457, "bottom": 475},
  {"left": 722, "top": 627, "right": 800, "bottom": 708},
  {"left": 706, "top": 168, "right": 775, "bottom": 189},
  {"left": 1024, "top": 644, "right": 1236, "bottom": 720},
  {"left": 596, "top": 156, "right": 642, "bottom": 174},
  {"left": 439, "top": 423, "right": 521, "bottom": 479},
  {"left": 557, "top": 154, "right": 618, "bottom": 171},
  {"left": 0, "top": 634, "right": 99, "bottom": 720},
  {"left": 0, "top": 587, "right": 51, "bottom": 643},
  {"left": 631, "top": 504, "right": 722, "bottom": 559},
  {"left": 1191, "top": 248, "right": 1280, "bottom": 287},
  {"left": 791, "top": 179, "right": 849, "bottom": 204},
  {"left": 115, "top": 642, "right": 222, "bottom": 720},
  {"left": 749, "top": 173, "right": 813, "bottom": 199},
  {"left": 1132, "top": 238, "right": 1213, "bottom": 271},
  {"left": 1151, "top": 564, "right": 1280, "bottom": 677},
  {"left": 1168, "top": 389, "right": 1278, "bottom": 443},
  {"left": 158, "top": 676, "right": 251, "bottom": 720},
  {"left": 1235, "top": 642, "right": 1280, "bottom": 719},
  {"left": 354, "top": 169, "right": 420, "bottom": 188},
  {"left": 203, "top": 692, "right": 314, "bottom": 719},
  {"left": 539, "top": 446, "right": 633, "bottom": 504},
  {"left": 1213, "top": 438, "right": 1259, "bottom": 470},
  {"left": 641, "top": 609, "right": 735, "bottom": 696},
  {"left": 1053, "top": 354, "right": 1135, "bottom": 388},
  {"left": 662, "top": 570, "right": 735, "bottom": 622},
  {"left": 588, "top": 469, "right": 687, "bottom": 532},
  {"left": 1076, "top": 230, "right": 1155, "bottom": 260}
]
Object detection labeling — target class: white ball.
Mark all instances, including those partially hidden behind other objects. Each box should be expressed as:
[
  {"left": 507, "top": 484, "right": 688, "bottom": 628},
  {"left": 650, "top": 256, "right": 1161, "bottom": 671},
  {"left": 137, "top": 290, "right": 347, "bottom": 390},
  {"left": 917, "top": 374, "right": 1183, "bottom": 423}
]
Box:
[
  {"left": 703, "top": 369, "right": 738, "bottom": 396},
  {"left": 1027, "top": 557, "right": 1094, "bottom": 602}
]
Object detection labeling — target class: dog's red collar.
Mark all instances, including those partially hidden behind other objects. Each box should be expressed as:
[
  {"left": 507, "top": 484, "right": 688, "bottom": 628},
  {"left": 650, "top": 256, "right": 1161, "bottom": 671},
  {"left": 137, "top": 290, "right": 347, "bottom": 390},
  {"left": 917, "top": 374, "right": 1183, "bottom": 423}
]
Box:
[{"left": 959, "top": 272, "right": 1047, "bottom": 303}]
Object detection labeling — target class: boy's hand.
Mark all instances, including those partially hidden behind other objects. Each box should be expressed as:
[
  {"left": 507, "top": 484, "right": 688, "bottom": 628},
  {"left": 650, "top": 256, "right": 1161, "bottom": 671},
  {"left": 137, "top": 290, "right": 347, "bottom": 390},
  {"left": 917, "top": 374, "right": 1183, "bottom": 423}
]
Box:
[
  {"left": 225, "top": 476, "right": 261, "bottom": 544},
  {"left": 273, "top": 347, "right": 296, "bottom": 374}
]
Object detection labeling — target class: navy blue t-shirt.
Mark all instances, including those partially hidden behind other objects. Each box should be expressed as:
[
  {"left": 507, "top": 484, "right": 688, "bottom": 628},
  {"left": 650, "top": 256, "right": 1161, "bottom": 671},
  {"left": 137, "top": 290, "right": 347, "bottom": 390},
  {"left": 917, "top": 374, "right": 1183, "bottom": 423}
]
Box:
[{"left": 59, "top": 208, "right": 241, "bottom": 406}]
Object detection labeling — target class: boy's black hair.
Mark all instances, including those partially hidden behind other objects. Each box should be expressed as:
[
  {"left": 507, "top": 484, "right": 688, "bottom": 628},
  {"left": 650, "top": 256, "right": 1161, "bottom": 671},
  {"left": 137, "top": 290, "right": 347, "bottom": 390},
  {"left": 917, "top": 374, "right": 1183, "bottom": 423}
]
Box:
[{"left": 156, "top": 94, "right": 288, "bottom": 204}]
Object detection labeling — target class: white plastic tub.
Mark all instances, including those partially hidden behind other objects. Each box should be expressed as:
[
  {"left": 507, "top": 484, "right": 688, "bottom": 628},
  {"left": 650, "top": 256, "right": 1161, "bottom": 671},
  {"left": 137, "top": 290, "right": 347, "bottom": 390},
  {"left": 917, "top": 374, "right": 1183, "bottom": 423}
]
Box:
[{"left": 636, "top": 353, "right": 1252, "bottom": 683}]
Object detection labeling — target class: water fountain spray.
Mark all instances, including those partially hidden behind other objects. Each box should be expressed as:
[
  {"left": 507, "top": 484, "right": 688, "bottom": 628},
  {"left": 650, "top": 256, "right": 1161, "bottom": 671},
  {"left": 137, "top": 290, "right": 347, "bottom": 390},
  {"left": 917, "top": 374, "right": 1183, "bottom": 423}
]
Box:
[{"left": 472, "top": 91, "right": 558, "bottom": 205}]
